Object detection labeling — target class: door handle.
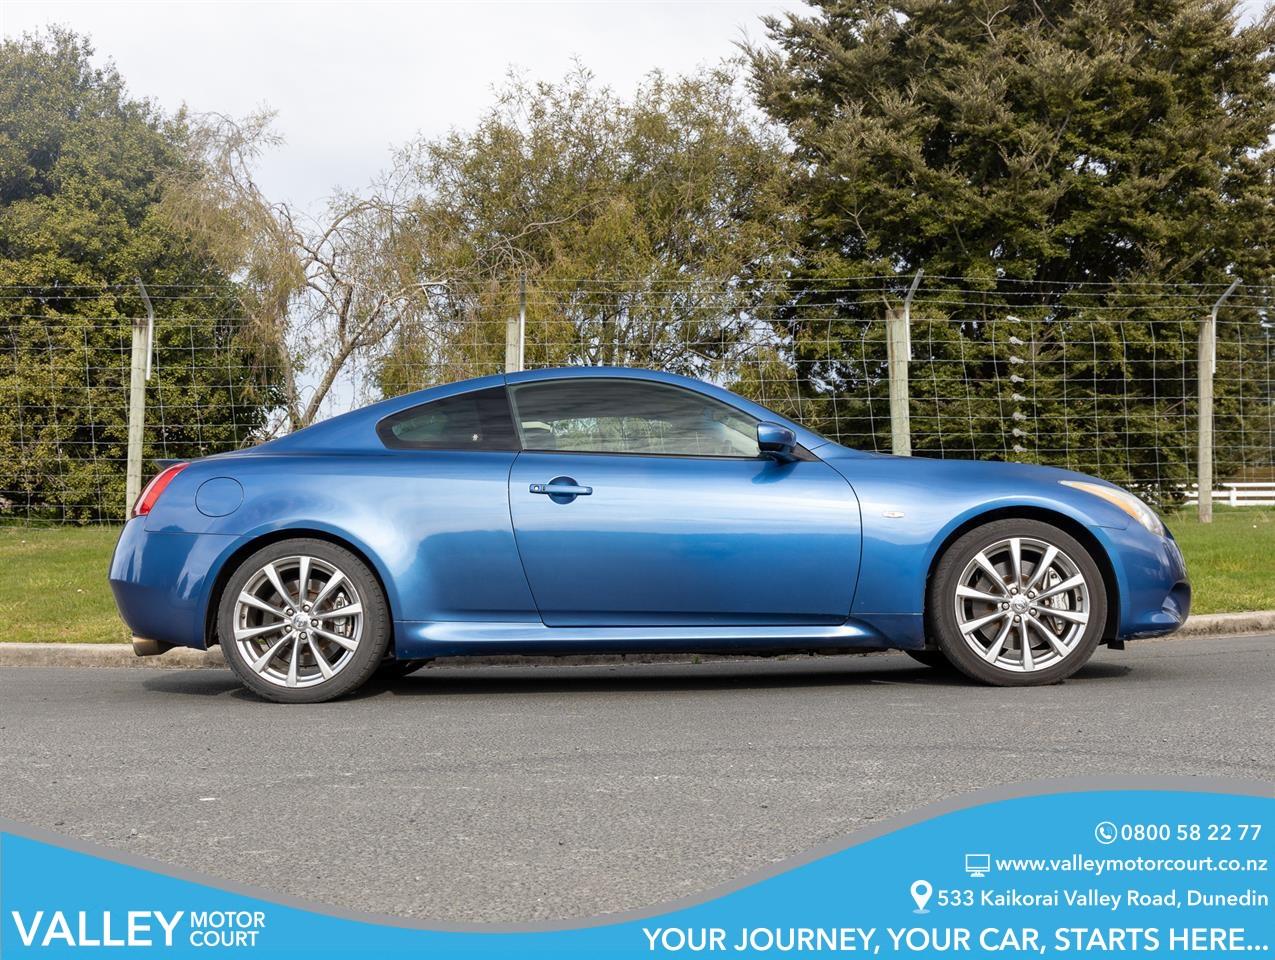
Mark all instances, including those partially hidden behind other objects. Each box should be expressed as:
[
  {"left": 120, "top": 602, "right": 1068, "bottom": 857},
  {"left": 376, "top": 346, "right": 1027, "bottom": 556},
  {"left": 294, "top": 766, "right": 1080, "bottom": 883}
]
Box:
[{"left": 529, "top": 477, "right": 592, "bottom": 500}]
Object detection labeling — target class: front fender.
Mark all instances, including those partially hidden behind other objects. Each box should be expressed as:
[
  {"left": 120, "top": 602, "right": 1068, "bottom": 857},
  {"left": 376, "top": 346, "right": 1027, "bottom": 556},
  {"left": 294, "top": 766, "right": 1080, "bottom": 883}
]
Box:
[
  {"left": 819, "top": 454, "right": 1140, "bottom": 639},
  {"left": 916, "top": 498, "right": 1188, "bottom": 641},
  {"left": 856, "top": 490, "right": 1129, "bottom": 614},
  {"left": 919, "top": 495, "right": 1133, "bottom": 616}
]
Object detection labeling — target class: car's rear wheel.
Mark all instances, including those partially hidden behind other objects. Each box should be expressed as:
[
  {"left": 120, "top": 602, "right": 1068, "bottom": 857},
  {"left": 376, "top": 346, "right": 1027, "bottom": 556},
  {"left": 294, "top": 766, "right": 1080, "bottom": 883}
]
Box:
[
  {"left": 928, "top": 519, "right": 1107, "bottom": 686},
  {"left": 218, "top": 539, "right": 390, "bottom": 703}
]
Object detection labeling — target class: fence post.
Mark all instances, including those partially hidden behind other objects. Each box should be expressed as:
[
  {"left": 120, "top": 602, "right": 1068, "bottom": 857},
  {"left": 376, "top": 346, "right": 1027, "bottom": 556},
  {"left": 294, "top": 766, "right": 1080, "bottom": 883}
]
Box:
[
  {"left": 505, "top": 272, "right": 526, "bottom": 373},
  {"left": 125, "top": 279, "right": 155, "bottom": 517},
  {"left": 1198, "top": 278, "right": 1241, "bottom": 523},
  {"left": 886, "top": 306, "right": 911, "bottom": 456},
  {"left": 886, "top": 270, "right": 922, "bottom": 456}
]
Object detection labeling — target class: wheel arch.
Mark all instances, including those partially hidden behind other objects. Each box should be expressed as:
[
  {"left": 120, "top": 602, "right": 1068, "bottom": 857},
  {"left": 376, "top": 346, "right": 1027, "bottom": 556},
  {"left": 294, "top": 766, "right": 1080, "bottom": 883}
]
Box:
[
  {"left": 923, "top": 506, "right": 1121, "bottom": 646},
  {"left": 203, "top": 527, "right": 397, "bottom": 652}
]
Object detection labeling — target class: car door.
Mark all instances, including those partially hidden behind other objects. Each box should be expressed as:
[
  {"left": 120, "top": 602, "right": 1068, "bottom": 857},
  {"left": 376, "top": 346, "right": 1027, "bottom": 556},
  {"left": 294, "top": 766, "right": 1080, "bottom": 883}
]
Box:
[{"left": 506, "top": 377, "right": 862, "bottom": 627}]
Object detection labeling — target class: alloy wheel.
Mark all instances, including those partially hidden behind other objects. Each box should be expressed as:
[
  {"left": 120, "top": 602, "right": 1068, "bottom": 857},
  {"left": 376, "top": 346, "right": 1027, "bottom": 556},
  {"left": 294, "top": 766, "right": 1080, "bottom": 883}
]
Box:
[
  {"left": 952, "top": 536, "right": 1091, "bottom": 673},
  {"left": 231, "top": 555, "right": 364, "bottom": 688}
]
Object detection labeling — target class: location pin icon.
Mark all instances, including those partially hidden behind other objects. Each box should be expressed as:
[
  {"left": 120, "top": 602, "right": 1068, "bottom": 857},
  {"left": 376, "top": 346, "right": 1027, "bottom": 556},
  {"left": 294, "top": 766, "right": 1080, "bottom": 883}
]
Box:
[{"left": 910, "top": 879, "right": 933, "bottom": 914}]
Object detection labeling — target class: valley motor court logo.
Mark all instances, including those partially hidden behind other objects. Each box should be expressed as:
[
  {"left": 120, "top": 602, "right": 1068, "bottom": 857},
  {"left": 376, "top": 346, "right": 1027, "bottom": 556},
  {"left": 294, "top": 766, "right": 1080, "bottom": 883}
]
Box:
[{"left": 8, "top": 910, "right": 267, "bottom": 948}]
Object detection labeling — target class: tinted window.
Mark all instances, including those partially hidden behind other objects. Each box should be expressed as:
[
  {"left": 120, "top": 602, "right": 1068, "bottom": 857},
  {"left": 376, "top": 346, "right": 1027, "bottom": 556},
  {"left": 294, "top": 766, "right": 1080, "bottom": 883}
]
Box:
[
  {"left": 378, "top": 387, "right": 519, "bottom": 451},
  {"left": 508, "top": 379, "right": 760, "bottom": 457}
]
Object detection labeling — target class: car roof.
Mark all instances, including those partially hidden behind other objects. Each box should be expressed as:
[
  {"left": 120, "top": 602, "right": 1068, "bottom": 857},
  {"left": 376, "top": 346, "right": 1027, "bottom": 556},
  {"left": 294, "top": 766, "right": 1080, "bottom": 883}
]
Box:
[{"left": 259, "top": 367, "right": 831, "bottom": 454}]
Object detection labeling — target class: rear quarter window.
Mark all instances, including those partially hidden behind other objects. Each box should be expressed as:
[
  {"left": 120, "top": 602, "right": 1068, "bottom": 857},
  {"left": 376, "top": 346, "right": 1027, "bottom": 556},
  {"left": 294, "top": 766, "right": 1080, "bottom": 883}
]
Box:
[{"left": 377, "top": 387, "right": 519, "bottom": 451}]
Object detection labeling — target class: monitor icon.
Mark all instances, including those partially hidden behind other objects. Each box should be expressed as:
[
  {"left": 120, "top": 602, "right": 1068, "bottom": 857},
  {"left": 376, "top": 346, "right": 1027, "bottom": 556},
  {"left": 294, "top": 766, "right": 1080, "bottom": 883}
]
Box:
[{"left": 965, "top": 853, "right": 991, "bottom": 878}]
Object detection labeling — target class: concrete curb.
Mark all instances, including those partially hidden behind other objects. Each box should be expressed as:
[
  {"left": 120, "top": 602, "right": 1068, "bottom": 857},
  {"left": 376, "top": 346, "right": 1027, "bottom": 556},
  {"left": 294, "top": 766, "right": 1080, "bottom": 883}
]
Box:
[
  {"left": 1172, "top": 610, "right": 1275, "bottom": 638},
  {"left": 0, "top": 643, "right": 227, "bottom": 670},
  {"left": 0, "top": 611, "right": 1271, "bottom": 670}
]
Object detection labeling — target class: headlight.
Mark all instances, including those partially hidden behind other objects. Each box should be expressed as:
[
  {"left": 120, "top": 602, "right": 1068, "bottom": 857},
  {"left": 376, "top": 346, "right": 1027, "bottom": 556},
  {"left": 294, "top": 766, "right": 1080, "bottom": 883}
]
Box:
[{"left": 1060, "top": 480, "right": 1165, "bottom": 536}]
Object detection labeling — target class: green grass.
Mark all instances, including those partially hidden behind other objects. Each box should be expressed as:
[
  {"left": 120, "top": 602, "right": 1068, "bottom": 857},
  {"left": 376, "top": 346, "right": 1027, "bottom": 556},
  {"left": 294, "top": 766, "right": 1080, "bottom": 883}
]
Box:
[
  {"left": 1164, "top": 507, "right": 1275, "bottom": 615},
  {"left": 2, "top": 509, "right": 1273, "bottom": 643},
  {"left": 0, "top": 526, "right": 129, "bottom": 644}
]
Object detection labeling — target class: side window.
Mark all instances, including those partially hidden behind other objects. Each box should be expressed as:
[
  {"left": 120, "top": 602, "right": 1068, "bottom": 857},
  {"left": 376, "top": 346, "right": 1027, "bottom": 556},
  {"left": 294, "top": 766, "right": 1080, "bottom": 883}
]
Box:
[
  {"left": 378, "top": 387, "right": 519, "bottom": 451},
  {"left": 508, "top": 379, "right": 761, "bottom": 458}
]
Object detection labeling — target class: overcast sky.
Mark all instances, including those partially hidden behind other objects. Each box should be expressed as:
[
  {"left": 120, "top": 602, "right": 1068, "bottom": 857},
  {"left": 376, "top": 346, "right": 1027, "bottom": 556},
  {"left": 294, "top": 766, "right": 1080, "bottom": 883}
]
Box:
[
  {"left": 3, "top": 0, "right": 1265, "bottom": 212},
  {"left": 1, "top": 1, "right": 803, "bottom": 211}
]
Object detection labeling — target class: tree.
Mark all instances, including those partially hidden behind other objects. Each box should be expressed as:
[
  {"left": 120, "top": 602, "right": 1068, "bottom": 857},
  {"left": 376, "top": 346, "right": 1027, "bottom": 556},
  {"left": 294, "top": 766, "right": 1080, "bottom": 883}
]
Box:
[
  {"left": 162, "top": 113, "right": 427, "bottom": 429},
  {"left": 163, "top": 67, "right": 797, "bottom": 427},
  {"left": 748, "top": 0, "right": 1275, "bottom": 496},
  {"left": 0, "top": 28, "right": 279, "bottom": 521},
  {"left": 374, "top": 66, "right": 798, "bottom": 396}
]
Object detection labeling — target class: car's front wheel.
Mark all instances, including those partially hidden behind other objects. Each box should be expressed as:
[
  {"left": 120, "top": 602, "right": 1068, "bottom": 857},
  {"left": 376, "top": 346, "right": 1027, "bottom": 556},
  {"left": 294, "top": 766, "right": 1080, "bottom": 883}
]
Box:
[
  {"left": 928, "top": 519, "right": 1107, "bottom": 686},
  {"left": 218, "top": 538, "right": 390, "bottom": 703}
]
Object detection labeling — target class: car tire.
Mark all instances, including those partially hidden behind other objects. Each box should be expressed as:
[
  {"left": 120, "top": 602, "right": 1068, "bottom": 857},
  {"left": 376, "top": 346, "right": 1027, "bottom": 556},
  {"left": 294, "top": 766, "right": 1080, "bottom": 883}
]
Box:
[
  {"left": 928, "top": 519, "right": 1107, "bottom": 687},
  {"left": 218, "top": 538, "right": 391, "bottom": 703},
  {"left": 904, "top": 649, "right": 952, "bottom": 670}
]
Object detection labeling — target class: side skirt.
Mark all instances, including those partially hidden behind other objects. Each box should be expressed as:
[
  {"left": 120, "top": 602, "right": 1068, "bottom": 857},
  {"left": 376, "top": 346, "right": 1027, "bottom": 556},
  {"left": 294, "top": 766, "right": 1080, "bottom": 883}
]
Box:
[{"left": 392, "top": 619, "right": 901, "bottom": 660}]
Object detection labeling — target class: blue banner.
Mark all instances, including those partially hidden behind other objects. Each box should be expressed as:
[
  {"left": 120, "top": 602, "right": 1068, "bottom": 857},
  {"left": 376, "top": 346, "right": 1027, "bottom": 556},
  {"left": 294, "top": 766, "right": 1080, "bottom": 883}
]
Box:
[{"left": 2, "top": 783, "right": 1270, "bottom": 957}]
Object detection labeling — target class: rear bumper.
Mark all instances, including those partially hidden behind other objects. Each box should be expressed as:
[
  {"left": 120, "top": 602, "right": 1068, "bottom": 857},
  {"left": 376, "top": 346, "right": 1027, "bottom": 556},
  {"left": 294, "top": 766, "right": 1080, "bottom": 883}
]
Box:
[{"left": 109, "top": 517, "right": 237, "bottom": 651}]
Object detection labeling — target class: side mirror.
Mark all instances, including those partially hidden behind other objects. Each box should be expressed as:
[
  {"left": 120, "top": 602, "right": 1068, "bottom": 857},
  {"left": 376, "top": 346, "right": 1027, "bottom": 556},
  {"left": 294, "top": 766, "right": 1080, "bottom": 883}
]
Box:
[{"left": 757, "top": 422, "right": 798, "bottom": 462}]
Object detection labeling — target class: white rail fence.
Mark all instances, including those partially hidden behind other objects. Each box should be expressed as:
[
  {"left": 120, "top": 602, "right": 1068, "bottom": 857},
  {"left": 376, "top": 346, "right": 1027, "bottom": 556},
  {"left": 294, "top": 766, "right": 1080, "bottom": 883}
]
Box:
[{"left": 1182, "top": 483, "right": 1275, "bottom": 508}]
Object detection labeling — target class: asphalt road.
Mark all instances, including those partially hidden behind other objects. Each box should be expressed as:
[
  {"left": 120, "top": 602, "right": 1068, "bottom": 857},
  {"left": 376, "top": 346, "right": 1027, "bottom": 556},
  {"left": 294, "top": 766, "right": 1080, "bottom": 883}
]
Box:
[{"left": 1, "top": 634, "right": 1272, "bottom": 923}]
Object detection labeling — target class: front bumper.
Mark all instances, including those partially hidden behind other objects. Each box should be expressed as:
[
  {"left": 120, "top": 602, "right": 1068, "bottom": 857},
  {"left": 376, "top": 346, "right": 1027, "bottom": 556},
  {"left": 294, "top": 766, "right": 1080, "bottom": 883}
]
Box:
[{"left": 1114, "top": 527, "right": 1190, "bottom": 640}]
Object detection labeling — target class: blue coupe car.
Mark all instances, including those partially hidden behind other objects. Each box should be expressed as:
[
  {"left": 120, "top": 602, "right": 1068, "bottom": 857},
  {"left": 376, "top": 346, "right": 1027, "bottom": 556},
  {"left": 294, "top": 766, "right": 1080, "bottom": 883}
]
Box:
[{"left": 110, "top": 367, "right": 1189, "bottom": 702}]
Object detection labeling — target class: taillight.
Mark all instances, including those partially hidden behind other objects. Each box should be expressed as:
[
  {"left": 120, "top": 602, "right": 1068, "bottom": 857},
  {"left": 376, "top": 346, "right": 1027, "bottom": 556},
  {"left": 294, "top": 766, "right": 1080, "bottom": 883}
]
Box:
[{"left": 133, "top": 463, "right": 189, "bottom": 518}]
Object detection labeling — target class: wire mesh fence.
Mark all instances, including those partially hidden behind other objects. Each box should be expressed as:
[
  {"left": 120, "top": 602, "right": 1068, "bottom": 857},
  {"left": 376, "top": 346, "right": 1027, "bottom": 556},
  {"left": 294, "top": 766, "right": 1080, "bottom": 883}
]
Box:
[{"left": 1, "top": 278, "right": 1271, "bottom": 523}]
